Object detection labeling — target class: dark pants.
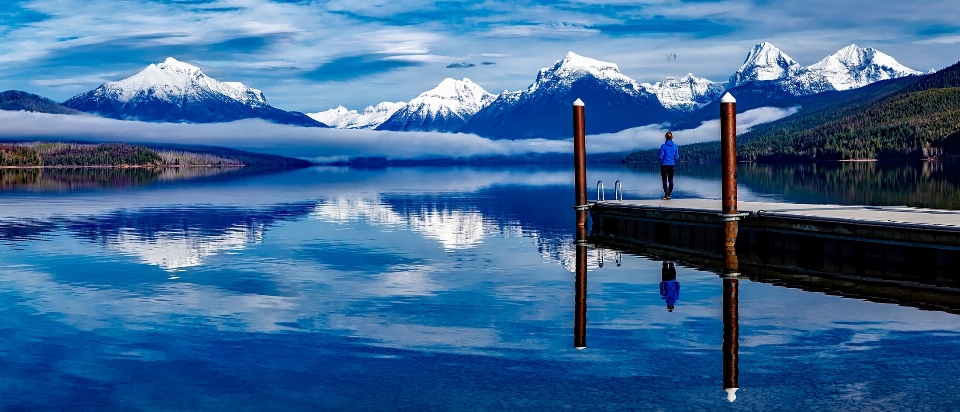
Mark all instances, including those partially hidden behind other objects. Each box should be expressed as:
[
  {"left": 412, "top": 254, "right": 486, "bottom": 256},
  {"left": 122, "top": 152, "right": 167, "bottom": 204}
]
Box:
[{"left": 661, "top": 165, "right": 675, "bottom": 196}]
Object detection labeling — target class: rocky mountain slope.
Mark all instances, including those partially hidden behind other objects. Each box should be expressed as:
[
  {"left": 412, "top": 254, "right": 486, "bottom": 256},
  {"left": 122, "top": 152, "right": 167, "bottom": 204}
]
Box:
[
  {"left": 376, "top": 78, "right": 495, "bottom": 133},
  {"left": 459, "top": 52, "right": 673, "bottom": 139},
  {"left": 63, "top": 58, "right": 325, "bottom": 127},
  {"left": 307, "top": 102, "right": 406, "bottom": 129}
]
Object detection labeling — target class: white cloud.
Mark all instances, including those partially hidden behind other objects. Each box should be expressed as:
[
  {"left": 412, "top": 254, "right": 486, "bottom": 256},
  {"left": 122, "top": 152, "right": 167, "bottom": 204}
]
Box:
[{"left": 0, "top": 107, "right": 796, "bottom": 161}]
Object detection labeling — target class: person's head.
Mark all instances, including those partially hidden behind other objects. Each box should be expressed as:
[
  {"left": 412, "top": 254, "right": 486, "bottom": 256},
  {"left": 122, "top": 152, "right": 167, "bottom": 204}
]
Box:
[{"left": 665, "top": 131, "right": 673, "bottom": 141}]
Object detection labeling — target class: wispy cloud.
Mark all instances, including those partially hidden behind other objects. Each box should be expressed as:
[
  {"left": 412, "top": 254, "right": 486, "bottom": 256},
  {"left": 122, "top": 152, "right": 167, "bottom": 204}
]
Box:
[{"left": 0, "top": 107, "right": 796, "bottom": 161}]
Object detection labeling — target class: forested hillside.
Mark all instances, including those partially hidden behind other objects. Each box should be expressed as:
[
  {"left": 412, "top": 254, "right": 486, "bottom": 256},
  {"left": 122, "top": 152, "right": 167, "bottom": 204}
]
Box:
[
  {"left": 0, "top": 90, "right": 81, "bottom": 114},
  {"left": 0, "top": 142, "right": 314, "bottom": 168}
]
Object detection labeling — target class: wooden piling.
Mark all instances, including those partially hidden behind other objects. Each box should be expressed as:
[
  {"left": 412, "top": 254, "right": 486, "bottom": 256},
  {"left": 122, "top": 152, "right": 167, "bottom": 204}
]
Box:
[
  {"left": 720, "top": 92, "right": 737, "bottom": 216},
  {"left": 720, "top": 93, "right": 740, "bottom": 275},
  {"left": 573, "top": 98, "right": 587, "bottom": 229}
]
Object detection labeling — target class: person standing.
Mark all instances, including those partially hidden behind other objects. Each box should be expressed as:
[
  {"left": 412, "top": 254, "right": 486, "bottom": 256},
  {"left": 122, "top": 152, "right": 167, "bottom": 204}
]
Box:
[{"left": 658, "top": 131, "right": 679, "bottom": 200}]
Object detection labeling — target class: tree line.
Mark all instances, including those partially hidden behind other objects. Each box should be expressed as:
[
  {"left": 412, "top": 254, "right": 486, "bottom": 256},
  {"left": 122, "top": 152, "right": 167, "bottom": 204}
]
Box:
[{"left": 0, "top": 143, "right": 164, "bottom": 167}]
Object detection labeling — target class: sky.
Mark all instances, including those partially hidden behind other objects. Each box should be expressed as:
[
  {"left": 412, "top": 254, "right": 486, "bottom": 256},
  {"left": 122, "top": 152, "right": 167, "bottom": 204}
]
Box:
[{"left": 1, "top": 0, "right": 960, "bottom": 114}]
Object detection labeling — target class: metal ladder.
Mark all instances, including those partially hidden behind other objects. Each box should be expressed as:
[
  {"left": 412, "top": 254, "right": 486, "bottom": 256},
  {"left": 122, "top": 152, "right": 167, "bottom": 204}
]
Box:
[{"left": 596, "top": 180, "right": 623, "bottom": 201}]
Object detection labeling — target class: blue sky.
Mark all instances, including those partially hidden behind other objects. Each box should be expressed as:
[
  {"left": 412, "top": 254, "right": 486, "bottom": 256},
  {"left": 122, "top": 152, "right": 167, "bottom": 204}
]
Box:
[{"left": 1, "top": 0, "right": 959, "bottom": 113}]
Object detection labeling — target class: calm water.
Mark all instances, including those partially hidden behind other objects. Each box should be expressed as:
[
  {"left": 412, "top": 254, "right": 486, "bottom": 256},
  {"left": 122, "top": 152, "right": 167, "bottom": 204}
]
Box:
[{"left": 2, "top": 164, "right": 960, "bottom": 411}]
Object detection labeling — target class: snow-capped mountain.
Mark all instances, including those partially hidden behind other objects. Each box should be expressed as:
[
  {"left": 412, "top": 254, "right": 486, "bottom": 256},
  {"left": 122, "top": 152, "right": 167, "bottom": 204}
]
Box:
[
  {"left": 729, "top": 42, "right": 920, "bottom": 96},
  {"left": 641, "top": 74, "right": 727, "bottom": 111},
  {"left": 376, "top": 78, "right": 495, "bottom": 132},
  {"left": 730, "top": 42, "right": 805, "bottom": 86},
  {"left": 461, "top": 52, "right": 673, "bottom": 139},
  {"left": 809, "top": 44, "right": 922, "bottom": 90},
  {"left": 63, "top": 57, "right": 325, "bottom": 126},
  {"left": 308, "top": 101, "right": 406, "bottom": 129}
]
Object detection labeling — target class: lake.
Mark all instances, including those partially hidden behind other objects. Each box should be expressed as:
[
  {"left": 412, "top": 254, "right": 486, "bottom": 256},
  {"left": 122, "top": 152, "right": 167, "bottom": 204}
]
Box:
[{"left": 1, "top": 163, "right": 959, "bottom": 411}]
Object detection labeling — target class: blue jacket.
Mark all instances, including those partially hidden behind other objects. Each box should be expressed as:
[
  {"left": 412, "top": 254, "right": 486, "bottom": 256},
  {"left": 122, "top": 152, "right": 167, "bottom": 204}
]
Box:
[
  {"left": 659, "top": 140, "right": 679, "bottom": 166},
  {"left": 660, "top": 280, "right": 680, "bottom": 306}
]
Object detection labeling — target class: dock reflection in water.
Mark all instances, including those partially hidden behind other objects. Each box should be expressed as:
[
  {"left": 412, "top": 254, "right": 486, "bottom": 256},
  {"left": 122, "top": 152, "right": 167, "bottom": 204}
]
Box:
[{"left": 572, "top": 246, "right": 746, "bottom": 402}]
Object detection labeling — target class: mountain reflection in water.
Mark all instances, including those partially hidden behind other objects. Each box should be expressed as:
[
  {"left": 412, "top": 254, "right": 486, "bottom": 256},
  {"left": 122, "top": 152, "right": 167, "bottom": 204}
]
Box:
[{"left": 0, "top": 165, "right": 959, "bottom": 410}]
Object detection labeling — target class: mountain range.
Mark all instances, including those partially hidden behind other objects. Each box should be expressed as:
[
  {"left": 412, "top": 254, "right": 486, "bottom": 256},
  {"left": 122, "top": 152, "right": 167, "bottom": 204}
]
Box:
[
  {"left": 317, "top": 43, "right": 923, "bottom": 139},
  {"left": 62, "top": 57, "right": 326, "bottom": 127},
  {"left": 1, "top": 43, "right": 925, "bottom": 140}
]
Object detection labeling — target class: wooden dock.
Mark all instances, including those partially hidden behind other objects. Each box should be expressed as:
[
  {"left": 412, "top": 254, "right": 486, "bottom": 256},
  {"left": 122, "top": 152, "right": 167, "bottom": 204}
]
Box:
[{"left": 590, "top": 199, "right": 960, "bottom": 286}]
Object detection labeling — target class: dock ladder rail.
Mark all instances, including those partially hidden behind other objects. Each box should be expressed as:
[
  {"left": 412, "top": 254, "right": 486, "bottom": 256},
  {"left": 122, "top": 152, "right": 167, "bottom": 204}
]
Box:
[
  {"left": 614, "top": 180, "right": 623, "bottom": 201},
  {"left": 596, "top": 180, "right": 605, "bottom": 201}
]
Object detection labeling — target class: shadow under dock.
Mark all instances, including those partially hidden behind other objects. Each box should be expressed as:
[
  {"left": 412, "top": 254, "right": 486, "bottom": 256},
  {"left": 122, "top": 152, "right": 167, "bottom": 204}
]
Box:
[{"left": 590, "top": 199, "right": 960, "bottom": 290}]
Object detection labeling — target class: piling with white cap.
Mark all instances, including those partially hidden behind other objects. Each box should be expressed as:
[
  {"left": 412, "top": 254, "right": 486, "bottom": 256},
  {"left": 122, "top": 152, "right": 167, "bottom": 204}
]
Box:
[
  {"left": 573, "top": 98, "right": 588, "bottom": 350},
  {"left": 573, "top": 98, "right": 587, "bottom": 228}
]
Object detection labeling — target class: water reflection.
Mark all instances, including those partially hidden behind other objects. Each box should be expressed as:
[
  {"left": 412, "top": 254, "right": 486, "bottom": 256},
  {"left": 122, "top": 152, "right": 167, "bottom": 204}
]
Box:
[
  {"left": 722, "top": 276, "right": 740, "bottom": 402},
  {"left": 659, "top": 262, "right": 679, "bottom": 312},
  {"left": 311, "top": 195, "right": 490, "bottom": 250},
  {"left": 3, "top": 166, "right": 960, "bottom": 410},
  {"left": 0, "top": 203, "right": 315, "bottom": 269},
  {"left": 574, "top": 226, "right": 588, "bottom": 350}
]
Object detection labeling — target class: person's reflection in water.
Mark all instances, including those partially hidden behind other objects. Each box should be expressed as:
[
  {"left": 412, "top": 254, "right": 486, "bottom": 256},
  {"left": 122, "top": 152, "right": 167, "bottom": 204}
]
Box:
[{"left": 660, "top": 261, "right": 679, "bottom": 312}]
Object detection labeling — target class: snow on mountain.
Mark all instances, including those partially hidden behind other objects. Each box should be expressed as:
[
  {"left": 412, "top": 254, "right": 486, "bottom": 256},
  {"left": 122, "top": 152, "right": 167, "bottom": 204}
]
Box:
[
  {"left": 809, "top": 44, "right": 923, "bottom": 90},
  {"left": 308, "top": 101, "right": 406, "bottom": 129},
  {"left": 641, "top": 74, "right": 727, "bottom": 111},
  {"left": 63, "top": 57, "right": 325, "bottom": 126},
  {"left": 730, "top": 42, "right": 804, "bottom": 86},
  {"left": 528, "top": 52, "right": 641, "bottom": 93},
  {"left": 376, "top": 78, "right": 495, "bottom": 132},
  {"left": 729, "top": 42, "right": 921, "bottom": 96},
  {"left": 461, "top": 51, "right": 673, "bottom": 139},
  {"left": 88, "top": 57, "right": 268, "bottom": 106}
]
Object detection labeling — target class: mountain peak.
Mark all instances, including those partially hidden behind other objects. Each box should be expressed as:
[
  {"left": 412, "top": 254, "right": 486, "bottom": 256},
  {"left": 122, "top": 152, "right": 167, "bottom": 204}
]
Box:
[
  {"left": 557, "top": 51, "right": 620, "bottom": 72},
  {"left": 529, "top": 52, "right": 637, "bottom": 95},
  {"left": 422, "top": 78, "right": 489, "bottom": 100},
  {"left": 810, "top": 44, "right": 921, "bottom": 90},
  {"left": 308, "top": 102, "right": 406, "bottom": 129},
  {"left": 375, "top": 78, "right": 495, "bottom": 132},
  {"left": 156, "top": 57, "right": 203, "bottom": 75},
  {"left": 730, "top": 42, "right": 803, "bottom": 87},
  {"left": 641, "top": 73, "right": 726, "bottom": 111},
  {"left": 60, "top": 57, "right": 329, "bottom": 127}
]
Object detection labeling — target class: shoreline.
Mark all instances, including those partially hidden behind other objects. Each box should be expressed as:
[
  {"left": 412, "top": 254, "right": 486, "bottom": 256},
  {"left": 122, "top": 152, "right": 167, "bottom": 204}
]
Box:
[{"left": 0, "top": 164, "right": 245, "bottom": 169}]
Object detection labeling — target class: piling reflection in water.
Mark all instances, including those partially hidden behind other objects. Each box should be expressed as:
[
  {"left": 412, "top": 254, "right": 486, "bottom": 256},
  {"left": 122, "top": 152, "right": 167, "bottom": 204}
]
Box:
[
  {"left": 722, "top": 219, "right": 741, "bottom": 402},
  {"left": 574, "top": 226, "right": 588, "bottom": 350},
  {"left": 723, "top": 276, "right": 740, "bottom": 402}
]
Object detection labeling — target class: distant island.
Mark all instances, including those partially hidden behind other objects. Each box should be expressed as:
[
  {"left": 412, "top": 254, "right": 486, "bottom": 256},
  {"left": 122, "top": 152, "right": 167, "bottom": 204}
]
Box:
[{"left": 0, "top": 142, "right": 314, "bottom": 169}]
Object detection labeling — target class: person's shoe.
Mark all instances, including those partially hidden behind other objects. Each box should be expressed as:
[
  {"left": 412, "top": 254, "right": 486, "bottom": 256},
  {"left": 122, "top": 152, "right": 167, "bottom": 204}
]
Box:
[
  {"left": 666, "top": 195, "right": 672, "bottom": 200},
  {"left": 661, "top": 195, "right": 668, "bottom": 200}
]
